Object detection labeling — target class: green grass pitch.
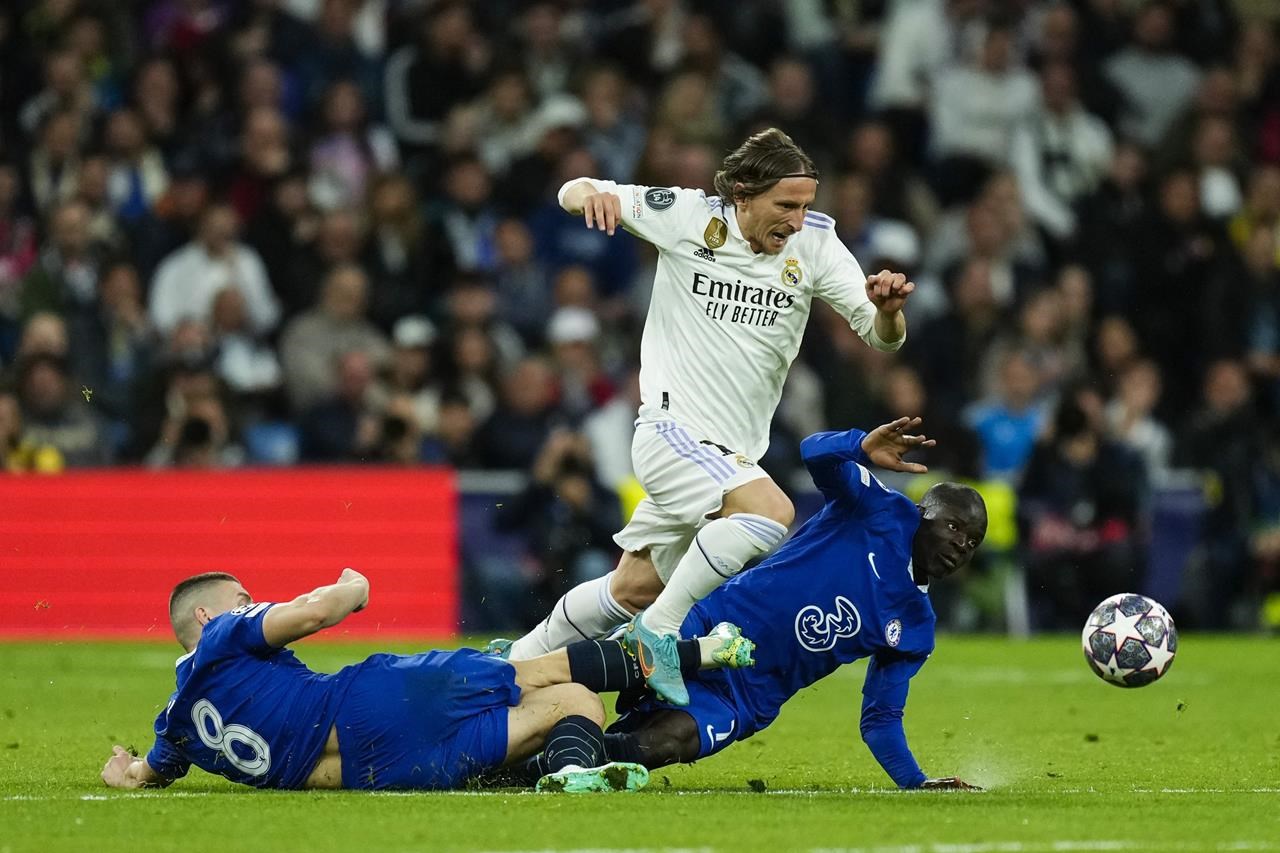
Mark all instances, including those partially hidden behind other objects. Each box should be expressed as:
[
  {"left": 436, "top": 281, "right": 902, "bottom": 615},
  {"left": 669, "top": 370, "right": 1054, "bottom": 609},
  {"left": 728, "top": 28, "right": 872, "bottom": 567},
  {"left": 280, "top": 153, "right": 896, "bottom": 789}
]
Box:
[{"left": 1, "top": 635, "right": 1278, "bottom": 853}]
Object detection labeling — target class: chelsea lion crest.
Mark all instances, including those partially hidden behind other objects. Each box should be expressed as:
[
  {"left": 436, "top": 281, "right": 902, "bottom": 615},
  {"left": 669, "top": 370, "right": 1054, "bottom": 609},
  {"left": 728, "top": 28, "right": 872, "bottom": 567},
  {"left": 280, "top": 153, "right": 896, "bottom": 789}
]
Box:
[{"left": 885, "top": 618, "right": 903, "bottom": 647}]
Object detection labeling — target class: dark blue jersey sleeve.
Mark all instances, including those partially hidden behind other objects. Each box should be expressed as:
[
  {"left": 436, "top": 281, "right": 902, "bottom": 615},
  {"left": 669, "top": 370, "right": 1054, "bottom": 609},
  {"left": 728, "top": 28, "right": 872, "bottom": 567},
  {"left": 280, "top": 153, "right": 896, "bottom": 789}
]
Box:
[
  {"left": 800, "top": 429, "right": 879, "bottom": 505},
  {"left": 859, "top": 651, "right": 929, "bottom": 789},
  {"left": 145, "top": 731, "right": 191, "bottom": 781},
  {"left": 204, "top": 602, "right": 277, "bottom": 658}
]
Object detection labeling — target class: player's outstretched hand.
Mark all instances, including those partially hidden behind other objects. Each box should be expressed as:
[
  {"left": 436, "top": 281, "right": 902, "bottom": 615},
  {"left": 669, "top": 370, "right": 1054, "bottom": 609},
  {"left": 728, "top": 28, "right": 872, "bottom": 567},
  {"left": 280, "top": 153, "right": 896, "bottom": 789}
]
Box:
[
  {"left": 920, "top": 777, "right": 983, "bottom": 791},
  {"left": 861, "top": 416, "right": 935, "bottom": 474},
  {"left": 102, "top": 745, "right": 135, "bottom": 788},
  {"left": 865, "top": 269, "right": 914, "bottom": 314},
  {"left": 583, "top": 191, "right": 622, "bottom": 236}
]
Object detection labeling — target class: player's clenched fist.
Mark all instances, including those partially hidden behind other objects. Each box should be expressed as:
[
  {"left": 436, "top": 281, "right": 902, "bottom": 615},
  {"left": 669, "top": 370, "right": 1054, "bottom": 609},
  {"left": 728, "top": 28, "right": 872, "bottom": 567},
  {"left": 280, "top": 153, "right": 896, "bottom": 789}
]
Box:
[
  {"left": 582, "top": 191, "right": 622, "bottom": 236},
  {"left": 864, "top": 269, "right": 914, "bottom": 314}
]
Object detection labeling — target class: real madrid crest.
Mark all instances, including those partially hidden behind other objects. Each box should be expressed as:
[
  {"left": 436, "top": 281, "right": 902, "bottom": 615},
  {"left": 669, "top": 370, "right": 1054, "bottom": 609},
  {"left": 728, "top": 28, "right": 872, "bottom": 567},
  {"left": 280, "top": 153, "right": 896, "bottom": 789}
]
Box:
[
  {"left": 704, "top": 218, "right": 728, "bottom": 249},
  {"left": 781, "top": 257, "right": 802, "bottom": 287}
]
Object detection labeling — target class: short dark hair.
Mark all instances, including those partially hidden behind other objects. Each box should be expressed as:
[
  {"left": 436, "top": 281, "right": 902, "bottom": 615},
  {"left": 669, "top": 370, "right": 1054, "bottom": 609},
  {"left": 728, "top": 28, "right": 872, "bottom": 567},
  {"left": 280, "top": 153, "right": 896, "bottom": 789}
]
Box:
[
  {"left": 713, "top": 128, "right": 818, "bottom": 204},
  {"left": 921, "top": 482, "right": 986, "bottom": 520},
  {"left": 169, "top": 572, "right": 240, "bottom": 650}
]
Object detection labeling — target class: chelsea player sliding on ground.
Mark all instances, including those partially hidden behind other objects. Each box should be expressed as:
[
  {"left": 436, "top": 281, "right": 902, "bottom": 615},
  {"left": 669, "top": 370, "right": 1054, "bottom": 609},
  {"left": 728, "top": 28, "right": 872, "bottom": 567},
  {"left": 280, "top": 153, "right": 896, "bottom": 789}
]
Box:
[
  {"left": 601, "top": 417, "right": 988, "bottom": 790},
  {"left": 100, "top": 568, "right": 755, "bottom": 794}
]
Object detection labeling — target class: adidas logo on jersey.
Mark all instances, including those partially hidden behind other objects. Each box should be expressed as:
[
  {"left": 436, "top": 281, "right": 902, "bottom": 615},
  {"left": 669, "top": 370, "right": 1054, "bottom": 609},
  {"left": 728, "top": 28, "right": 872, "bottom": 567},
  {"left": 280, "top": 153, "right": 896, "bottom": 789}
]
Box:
[{"left": 694, "top": 247, "right": 717, "bottom": 262}]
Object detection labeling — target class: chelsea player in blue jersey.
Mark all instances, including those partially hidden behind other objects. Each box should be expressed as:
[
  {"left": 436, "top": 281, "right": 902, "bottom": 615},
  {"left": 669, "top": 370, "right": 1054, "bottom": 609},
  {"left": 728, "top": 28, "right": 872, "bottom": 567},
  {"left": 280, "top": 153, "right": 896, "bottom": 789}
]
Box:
[
  {"left": 100, "top": 568, "right": 755, "bottom": 793},
  {"left": 604, "top": 417, "right": 988, "bottom": 790}
]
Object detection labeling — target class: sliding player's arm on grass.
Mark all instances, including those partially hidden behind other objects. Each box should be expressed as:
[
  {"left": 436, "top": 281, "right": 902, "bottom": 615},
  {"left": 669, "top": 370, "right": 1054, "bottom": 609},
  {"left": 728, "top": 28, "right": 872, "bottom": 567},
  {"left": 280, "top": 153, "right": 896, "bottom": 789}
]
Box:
[
  {"left": 799, "top": 417, "right": 934, "bottom": 502},
  {"left": 860, "top": 653, "right": 979, "bottom": 790},
  {"left": 101, "top": 745, "right": 173, "bottom": 789}
]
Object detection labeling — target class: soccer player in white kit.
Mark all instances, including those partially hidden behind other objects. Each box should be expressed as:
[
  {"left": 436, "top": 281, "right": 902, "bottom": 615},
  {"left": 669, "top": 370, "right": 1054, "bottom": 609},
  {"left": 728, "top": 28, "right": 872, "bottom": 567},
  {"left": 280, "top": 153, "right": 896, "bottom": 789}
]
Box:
[{"left": 501, "top": 129, "right": 917, "bottom": 705}]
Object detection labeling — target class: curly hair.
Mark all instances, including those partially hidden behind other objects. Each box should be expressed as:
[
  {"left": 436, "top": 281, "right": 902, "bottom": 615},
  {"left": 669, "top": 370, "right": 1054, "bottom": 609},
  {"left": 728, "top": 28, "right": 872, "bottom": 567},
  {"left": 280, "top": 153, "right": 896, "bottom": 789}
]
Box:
[{"left": 712, "top": 128, "right": 818, "bottom": 204}]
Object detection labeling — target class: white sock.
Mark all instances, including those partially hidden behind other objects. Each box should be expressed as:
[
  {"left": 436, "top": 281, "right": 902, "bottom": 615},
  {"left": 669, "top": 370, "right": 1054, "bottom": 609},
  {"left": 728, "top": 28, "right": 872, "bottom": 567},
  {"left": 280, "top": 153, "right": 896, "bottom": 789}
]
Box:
[
  {"left": 640, "top": 514, "right": 787, "bottom": 636},
  {"left": 508, "top": 573, "right": 632, "bottom": 660}
]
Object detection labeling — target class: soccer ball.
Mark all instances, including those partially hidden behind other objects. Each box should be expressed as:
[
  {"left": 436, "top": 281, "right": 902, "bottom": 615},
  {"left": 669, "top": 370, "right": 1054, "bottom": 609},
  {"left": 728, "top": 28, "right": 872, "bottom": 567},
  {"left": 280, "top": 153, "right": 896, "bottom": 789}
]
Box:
[{"left": 1081, "top": 593, "right": 1178, "bottom": 688}]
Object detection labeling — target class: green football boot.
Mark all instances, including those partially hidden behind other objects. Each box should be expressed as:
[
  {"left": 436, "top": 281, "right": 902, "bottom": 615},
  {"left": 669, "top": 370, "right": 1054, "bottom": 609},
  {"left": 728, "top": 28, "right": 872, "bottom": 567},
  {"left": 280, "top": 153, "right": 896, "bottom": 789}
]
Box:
[
  {"left": 706, "top": 621, "right": 756, "bottom": 669},
  {"left": 535, "top": 762, "right": 650, "bottom": 793}
]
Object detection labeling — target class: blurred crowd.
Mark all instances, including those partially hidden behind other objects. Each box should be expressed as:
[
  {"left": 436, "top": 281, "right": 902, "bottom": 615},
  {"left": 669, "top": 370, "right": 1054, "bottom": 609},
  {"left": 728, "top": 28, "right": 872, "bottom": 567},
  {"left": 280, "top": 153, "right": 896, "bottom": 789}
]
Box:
[{"left": 2, "top": 0, "right": 1280, "bottom": 630}]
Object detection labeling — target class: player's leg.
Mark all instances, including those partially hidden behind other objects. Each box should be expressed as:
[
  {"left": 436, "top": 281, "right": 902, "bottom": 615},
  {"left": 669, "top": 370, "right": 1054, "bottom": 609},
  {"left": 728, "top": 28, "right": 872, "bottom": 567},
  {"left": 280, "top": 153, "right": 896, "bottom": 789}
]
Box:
[
  {"left": 642, "top": 476, "right": 793, "bottom": 636},
  {"left": 501, "top": 684, "right": 650, "bottom": 793},
  {"left": 625, "top": 475, "right": 791, "bottom": 705},
  {"left": 604, "top": 709, "right": 701, "bottom": 769},
  {"left": 503, "top": 421, "right": 687, "bottom": 660},
  {"left": 509, "top": 623, "right": 755, "bottom": 694},
  {"left": 608, "top": 550, "right": 667, "bottom": 614},
  {"left": 605, "top": 672, "right": 745, "bottom": 769},
  {"left": 503, "top": 550, "right": 657, "bottom": 660},
  {"left": 503, "top": 682, "right": 604, "bottom": 765}
]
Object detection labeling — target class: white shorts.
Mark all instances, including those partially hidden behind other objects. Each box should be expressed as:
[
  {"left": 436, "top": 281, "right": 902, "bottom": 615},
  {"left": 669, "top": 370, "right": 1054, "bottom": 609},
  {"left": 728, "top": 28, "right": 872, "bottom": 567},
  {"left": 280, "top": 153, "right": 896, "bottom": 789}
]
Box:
[{"left": 613, "top": 417, "right": 771, "bottom": 582}]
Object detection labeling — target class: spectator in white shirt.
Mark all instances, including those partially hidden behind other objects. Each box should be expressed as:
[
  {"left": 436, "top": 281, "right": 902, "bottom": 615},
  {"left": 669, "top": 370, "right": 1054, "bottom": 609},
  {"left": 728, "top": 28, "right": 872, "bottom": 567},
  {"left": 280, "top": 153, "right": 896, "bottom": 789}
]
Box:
[
  {"left": 870, "top": 0, "right": 987, "bottom": 114},
  {"left": 930, "top": 22, "right": 1039, "bottom": 174},
  {"left": 1104, "top": 1, "right": 1201, "bottom": 149},
  {"left": 149, "top": 203, "right": 281, "bottom": 337},
  {"left": 1010, "top": 61, "right": 1114, "bottom": 243}
]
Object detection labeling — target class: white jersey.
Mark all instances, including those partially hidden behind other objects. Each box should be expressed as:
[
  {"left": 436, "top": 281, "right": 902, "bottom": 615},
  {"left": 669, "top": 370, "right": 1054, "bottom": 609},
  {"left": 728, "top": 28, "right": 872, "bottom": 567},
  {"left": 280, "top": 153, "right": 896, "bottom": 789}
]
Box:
[{"left": 559, "top": 179, "right": 903, "bottom": 461}]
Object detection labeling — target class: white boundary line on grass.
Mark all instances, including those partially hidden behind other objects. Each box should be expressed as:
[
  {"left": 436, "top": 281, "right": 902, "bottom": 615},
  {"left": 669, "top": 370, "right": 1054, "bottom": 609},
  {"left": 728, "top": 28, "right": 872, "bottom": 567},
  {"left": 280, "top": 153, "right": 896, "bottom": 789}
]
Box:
[{"left": 474, "top": 844, "right": 1277, "bottom": 853}]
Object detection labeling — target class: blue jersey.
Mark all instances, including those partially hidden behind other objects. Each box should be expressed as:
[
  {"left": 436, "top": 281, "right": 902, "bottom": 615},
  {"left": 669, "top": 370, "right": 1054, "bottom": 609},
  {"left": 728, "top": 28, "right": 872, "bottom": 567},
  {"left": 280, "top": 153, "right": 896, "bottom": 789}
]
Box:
[
  {"left": 145, "top": 603, "right": 357, "bottom": 789},
  {"left": 694, "top": 428, "right": 935, "bottom": 786}
]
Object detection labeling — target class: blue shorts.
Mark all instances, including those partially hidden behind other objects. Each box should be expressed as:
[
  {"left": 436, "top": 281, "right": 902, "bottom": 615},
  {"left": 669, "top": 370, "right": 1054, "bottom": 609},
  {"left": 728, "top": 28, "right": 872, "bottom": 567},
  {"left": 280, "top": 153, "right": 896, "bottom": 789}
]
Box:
[{"left": 335, "top": 649, "right": 521, "bottom": 790}]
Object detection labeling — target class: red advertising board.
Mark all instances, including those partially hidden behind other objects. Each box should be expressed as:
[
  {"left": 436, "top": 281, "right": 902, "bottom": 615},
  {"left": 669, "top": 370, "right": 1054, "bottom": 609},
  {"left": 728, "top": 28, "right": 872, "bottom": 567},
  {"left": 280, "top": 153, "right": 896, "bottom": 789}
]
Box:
[{"left": 0, "top": 468, "right": 458, "bottom": 639}]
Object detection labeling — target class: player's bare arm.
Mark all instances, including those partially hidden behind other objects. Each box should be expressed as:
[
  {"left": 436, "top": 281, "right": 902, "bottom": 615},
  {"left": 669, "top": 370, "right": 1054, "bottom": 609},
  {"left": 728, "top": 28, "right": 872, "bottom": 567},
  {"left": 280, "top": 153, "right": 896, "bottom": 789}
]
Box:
[
  {"left": 865, "top": 269, "right": 912, "bottom": 344},
  {"left": 861, "top": 416, "right": 936, "bottom": 474},
  {"left": 559, "top": 180, "right": 621, "bottom": 236},
  {"left": 102, "top": 745, "right": 170, "bottom": 789},
  {"left": 261, "top": 568, "right": 370, "bottom": 647}
]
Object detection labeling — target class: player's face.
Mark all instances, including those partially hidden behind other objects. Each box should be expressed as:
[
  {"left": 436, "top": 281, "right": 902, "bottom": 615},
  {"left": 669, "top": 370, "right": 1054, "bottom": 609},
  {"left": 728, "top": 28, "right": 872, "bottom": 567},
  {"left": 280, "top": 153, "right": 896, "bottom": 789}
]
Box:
[
  {"left": 738, "top": 177, "right": 817, "bottom": 255},
  {"left": 913, "top": 504, "right": 987, "bottom": 580}
]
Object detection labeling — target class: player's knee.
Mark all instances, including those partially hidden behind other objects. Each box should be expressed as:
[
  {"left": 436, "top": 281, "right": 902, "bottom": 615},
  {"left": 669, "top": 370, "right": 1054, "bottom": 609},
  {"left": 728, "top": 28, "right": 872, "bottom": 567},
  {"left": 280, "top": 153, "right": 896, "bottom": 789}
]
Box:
[
  {"left": 610, "top": 558, "right": 664, "bottom": 613},
  {"left": 639, "top": 713, "right": 701, "bottom": 766},
  {"left": 556, "top": 683, "right": 605, "bottom": 727},
  {"left": 760, "top": 491, "right": 795, "bottom": 528},
  {"left": 723, "top": 481, "right": 794, "bottom": 529},
  {"left": 654, "top": 729, "right": 700, "bottom": 766}
]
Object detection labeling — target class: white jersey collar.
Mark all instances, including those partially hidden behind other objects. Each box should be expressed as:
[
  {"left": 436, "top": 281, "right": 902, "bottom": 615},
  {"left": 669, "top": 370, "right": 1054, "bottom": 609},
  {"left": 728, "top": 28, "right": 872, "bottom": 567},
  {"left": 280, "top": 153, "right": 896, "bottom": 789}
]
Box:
[{"left": 724, "top": 203, "right": 748, "bottom": 246}]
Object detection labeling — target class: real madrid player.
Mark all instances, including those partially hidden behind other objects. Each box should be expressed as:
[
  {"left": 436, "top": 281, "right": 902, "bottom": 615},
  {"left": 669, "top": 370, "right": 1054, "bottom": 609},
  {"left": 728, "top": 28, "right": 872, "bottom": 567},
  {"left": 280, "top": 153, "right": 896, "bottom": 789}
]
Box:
[
  {"left": 603, "top": 418, "right": 987, "bottom": 791},
  {"left": 498, "top": 129, "right": 917, "bottom": 707}
]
